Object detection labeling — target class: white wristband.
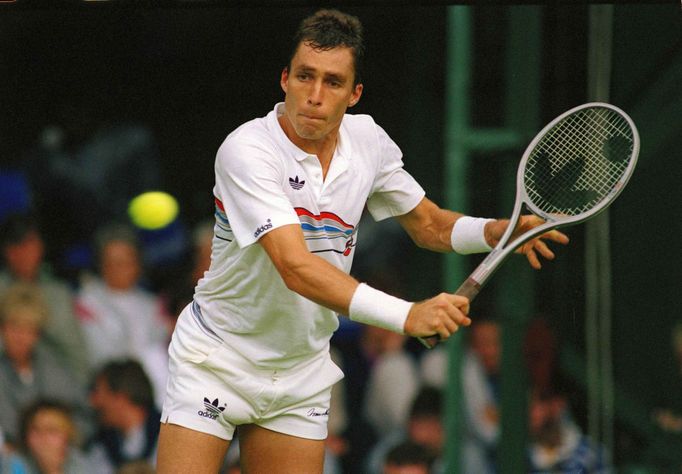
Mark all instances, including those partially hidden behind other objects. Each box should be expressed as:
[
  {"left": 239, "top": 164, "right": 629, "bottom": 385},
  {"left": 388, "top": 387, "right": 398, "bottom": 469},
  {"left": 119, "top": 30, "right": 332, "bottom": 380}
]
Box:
[
  {"left": 349, "top": 283, "right": 412, "bottom": 334},
  {"left": 451, "top": 216, "right": 495, "bottom": 254}
]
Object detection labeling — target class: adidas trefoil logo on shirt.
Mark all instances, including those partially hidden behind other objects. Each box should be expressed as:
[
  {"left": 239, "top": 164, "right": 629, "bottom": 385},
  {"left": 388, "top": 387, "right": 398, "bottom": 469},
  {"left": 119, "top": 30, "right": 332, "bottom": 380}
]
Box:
[{"left": 289, "top": 175, "right": 305, "bottom": 190}]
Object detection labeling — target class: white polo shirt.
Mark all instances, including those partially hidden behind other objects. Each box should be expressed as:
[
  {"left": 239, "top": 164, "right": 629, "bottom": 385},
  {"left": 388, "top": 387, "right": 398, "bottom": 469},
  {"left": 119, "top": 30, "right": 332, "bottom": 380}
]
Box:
[{"left": 192, "top": 103, "right": 425, "bottom": 369}]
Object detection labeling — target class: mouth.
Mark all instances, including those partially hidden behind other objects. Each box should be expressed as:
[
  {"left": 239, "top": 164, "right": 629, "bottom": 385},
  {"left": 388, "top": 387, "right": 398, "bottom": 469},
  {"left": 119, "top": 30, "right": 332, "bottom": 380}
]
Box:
[{"left": 300, "top": 113, "right": 325, "bottom": 122}]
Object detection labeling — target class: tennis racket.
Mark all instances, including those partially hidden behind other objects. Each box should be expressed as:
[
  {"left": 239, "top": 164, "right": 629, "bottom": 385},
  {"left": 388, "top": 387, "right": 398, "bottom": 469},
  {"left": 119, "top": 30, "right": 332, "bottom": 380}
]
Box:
[{"left": 419, "top": 102, "right": 640, "bottom": 348}]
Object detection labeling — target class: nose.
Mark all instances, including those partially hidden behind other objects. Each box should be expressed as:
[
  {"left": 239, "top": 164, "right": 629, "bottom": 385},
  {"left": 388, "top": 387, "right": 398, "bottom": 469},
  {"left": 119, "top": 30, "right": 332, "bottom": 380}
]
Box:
[{"left": 307, "top": 80, "right": 323, "bottom": 106}]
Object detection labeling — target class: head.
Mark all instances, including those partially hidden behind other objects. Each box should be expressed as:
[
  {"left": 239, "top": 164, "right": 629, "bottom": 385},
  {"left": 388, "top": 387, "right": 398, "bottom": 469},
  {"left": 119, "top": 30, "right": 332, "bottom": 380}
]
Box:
[
  {"left": 0, "top": 214, "right": 45, "bottom": 281},
  {"left": 407, "top": 386, "right": 444, "bottom": 456},
  {"left": 20, "top": 399, "right": 77, "bottom": 460},
  {"left": 0, "top": 283, "right": 48, "bottom": 366},
  {"left": 383, "top": 441, "right": 432, "bottom": 474},
  {"left": 529, "top": 388, "right": 568, "bottom": 448},
  {"left": 280, "top": 10, "right": 364, "bottom": 148},
  {"left": 470, "top": 318, "right": 501, "bottom": 375},
  {"left": 524, "top": 317, "right": 559, "bottom": 391},
  {"left": 89, "top": 359, "right": 154, "bottom": 429},
  {"left": 94, "top": 224, "right": 141, "bottom": 291},
  {"left": 287, "top": 9, "right": 365, "bottom": 87}
]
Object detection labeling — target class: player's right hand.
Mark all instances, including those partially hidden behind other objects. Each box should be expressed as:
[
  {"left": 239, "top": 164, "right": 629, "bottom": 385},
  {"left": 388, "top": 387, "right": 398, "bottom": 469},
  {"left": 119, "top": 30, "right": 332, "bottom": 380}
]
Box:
[{"left": 403, "top": 293, "right": 471, "bottom": 341}]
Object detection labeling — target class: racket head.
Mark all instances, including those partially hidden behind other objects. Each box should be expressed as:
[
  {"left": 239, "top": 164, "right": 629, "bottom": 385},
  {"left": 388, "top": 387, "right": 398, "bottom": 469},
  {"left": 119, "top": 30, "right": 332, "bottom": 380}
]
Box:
[{"left": 518, "top": 102, "right": 639, "bottom": 226}]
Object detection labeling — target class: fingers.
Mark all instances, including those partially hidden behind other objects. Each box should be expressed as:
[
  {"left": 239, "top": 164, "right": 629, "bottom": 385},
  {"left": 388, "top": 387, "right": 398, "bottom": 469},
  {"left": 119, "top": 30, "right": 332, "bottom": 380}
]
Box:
[
  {"left": 405, "top": 293, "right": 471, "bottom": 340},
  {"left": 544, "top": 229, "right": 570, "bottom": 245}
]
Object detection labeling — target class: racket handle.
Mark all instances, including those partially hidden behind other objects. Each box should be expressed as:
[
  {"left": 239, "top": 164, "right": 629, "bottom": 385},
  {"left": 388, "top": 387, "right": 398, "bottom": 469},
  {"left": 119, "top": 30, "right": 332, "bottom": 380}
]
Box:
[
  {"left": 454, "top": 276, "right": 482, "bottom": 302},
  {"left": 417, "top": 277, "right": 482, "bottom": 349}
]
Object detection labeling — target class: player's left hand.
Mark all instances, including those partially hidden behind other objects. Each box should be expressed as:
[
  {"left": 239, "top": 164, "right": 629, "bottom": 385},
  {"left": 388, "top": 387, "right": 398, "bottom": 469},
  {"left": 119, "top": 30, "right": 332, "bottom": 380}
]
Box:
[{"left": 485, "top": 215, "right": 569, "bottom": 269}]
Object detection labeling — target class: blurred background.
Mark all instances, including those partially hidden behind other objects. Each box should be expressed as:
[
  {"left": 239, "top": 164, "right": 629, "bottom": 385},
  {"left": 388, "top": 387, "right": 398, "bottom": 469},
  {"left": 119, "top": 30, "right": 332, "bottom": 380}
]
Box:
[{"left": 0, "top": 2, "right": 680, "bottom": 473}]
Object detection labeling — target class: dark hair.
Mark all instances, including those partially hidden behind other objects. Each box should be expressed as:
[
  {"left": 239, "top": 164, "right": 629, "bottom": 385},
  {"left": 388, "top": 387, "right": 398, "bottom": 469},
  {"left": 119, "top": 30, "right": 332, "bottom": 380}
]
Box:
[
  {"left": 0, "top": 213, "right": 40, "bottom": 248},
  {"left": 95, "top": 359, "right": 155, "bottom": 409},
  {"left": 92, "top": 222, "right": 140, "bottom": 269},
  {"left": 410, "top": 385, "right": 442, "bottom": 419},
  {"left": 288, "top": 9, "right": 365, "bottom": 85},
  {"left": 385, "top": 440, "right": 433, "bottom": 469}
]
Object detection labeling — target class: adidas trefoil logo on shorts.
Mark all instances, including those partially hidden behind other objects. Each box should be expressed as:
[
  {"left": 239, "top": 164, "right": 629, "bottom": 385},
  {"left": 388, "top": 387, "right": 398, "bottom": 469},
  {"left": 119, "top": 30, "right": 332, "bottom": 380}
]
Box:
[{"left": 198, "top": 397, "right": 226, "bottom": 420}]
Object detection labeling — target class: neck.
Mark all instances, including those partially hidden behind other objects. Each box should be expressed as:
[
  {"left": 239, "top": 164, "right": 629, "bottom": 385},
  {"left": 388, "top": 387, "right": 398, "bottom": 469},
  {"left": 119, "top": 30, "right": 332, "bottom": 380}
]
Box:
[{"left": 278, "top": 115, "right": 338, "bottom": 179}]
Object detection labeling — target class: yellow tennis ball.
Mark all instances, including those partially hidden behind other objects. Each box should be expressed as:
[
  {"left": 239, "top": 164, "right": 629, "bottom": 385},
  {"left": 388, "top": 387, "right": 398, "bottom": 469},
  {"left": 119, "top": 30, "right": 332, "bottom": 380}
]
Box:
[{"left": 128, "top": 191, "right": 179, "bottom": 230}]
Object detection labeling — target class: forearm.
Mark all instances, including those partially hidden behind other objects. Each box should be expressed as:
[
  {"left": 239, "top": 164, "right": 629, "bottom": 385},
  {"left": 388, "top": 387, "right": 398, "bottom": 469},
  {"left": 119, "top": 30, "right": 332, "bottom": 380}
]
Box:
[
  {"left": 279, "top": 252, "right": 359, "bottom": 315},
  {"left": 397, "top": 199, "right": 463, "bottom": 252}
]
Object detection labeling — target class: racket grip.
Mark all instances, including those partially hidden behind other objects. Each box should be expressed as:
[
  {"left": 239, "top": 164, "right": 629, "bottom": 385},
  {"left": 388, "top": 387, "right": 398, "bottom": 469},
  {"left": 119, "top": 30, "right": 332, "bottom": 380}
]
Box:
[
  {"left": 417, "top": 277, "right": 482, "bottom": 349},
  {"left": 454, "top": 276, "right": 482, "bottom": 302}
]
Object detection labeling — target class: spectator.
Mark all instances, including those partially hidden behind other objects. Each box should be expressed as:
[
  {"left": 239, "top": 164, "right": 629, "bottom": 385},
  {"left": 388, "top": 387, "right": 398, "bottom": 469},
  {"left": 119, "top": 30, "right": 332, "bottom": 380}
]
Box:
[
  {"left": 163, "top": 219, "right": 216, "bottom": 325},
  {"left": 87, "top": 360, "right": 160, "bottom": 474},
  {"left": 366, "top": 386, "right": 445, "bottom": 474},
  {"left": 17, "top": 399, "right": 96, "bottom": 473},
  {"left": 0, "top": 214, "right": 88, "bottom": 383},
  {"left": 461, "top": 318, "right": 501, "bottom": 474},
  {"left": 76, "top": 223, "right": 170, "bottom": 408},
  {"left": 382, "top": 441, "right": 433, "bottom": 474},
  {"left": 363, "top": 326, "right": 420, "bottom": 438},
  {"left": 527, "top": 387, "right": 607, "bottom": 473},
  {"left": 420, "top": 318, "right": 501, "bottom": 473},
  {"left": 0, "top": 283, "right": 88, "bottom": 445}
]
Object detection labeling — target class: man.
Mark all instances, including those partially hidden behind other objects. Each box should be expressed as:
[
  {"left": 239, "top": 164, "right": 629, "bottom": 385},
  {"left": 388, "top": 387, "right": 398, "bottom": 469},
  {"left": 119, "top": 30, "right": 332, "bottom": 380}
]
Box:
[
  {"left": 88, "top": 359, "right": 160, "bottom": 473},
  {"left": 461, "top": 319, "right": 501, "bottom": 474},
  {"left": 157, "top": 9, "right": 567, "bottom": 473},
  {"left": 527, "top": 388, "right": 606, "bottom": 473},
  {"left": 366, "top": 386, "right": 445, "bottom": 474}
]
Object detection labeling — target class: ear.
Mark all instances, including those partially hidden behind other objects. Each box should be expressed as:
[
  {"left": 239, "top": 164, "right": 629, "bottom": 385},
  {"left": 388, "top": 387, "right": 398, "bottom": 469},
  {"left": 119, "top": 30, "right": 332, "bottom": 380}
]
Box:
[
  {"left": 280, "top": 67, "right": 289, "bottom": 94},
  {"left": 348, "top": 83, "right": 363, "bottom": 108}
]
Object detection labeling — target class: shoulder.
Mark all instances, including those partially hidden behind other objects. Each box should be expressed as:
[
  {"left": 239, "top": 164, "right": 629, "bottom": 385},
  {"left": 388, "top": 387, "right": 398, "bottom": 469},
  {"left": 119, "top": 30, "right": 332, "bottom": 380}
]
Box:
[
  {"left": 342, "top": 113, "right": 383, "bottom": 141},
  {"left": 216, "top": 116, "right": 281, "bottom": 167}
]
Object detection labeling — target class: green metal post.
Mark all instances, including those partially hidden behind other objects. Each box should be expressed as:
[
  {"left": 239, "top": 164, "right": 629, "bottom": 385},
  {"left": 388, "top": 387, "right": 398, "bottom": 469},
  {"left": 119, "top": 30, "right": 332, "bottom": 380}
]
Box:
[{"left": 443, "top": 7, "right": 473, "bottom": 474}]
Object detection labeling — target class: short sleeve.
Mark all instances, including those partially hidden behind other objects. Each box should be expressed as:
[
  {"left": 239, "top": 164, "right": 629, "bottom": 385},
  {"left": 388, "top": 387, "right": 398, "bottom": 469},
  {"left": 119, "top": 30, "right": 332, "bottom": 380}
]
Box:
[
  {"left": 214, "top": 136, "right": 300, "bottom": 248},
  {"left": 366, "top": 124, "right": 425, "bottom": 221}
]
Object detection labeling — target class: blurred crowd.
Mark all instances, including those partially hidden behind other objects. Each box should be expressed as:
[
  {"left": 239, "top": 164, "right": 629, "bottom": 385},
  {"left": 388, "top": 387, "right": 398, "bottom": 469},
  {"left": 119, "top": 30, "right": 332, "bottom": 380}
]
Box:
[
  {"left": 0, "top": 118, "right": 615, "bottom": 474},
  {"left": 0, "top": 207, "right": 609, "bottom": 473}
]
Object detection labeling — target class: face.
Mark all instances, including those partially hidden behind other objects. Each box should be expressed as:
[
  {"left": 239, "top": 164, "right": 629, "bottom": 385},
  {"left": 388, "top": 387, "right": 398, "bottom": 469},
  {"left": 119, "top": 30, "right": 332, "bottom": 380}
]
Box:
[
  {"left": 471, "top": 322, "right": 501, "bottom": 374},
  {"left": 280, "top": 42, "right": 363, "bottom": 152},
  {"left": 0, "top": 317, "right": 41, "bottom": 365},
  {"left": 529, "top": 395, "right": 565, "bottom": 447},
  {"left": 408, "top": 416, "right": 444, "bottom": 453},
  {"left": 100, "top": 241, "right": 141, "bottom": 290},
  {"left": 3, "top": 231, "right": 44, "bottom": 281},
  {"left": 26, "top": 408, "right": 72, "bottom": 458},
  {"left": 89, "top": 378, "right": 123, "bottom": 427}
]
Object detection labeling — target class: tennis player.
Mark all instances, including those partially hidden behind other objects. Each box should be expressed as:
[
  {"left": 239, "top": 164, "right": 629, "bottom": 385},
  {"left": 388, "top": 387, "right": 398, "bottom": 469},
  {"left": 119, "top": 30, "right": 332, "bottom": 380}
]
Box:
[{"left": 157, "top": 9, "right": 568, "bottom": 474}]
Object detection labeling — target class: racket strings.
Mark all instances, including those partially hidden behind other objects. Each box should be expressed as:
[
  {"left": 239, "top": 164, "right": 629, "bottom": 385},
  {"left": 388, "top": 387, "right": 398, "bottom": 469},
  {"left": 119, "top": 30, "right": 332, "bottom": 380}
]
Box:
[{"left": 524, "top": 107, "right": 634, "bottom": 216}]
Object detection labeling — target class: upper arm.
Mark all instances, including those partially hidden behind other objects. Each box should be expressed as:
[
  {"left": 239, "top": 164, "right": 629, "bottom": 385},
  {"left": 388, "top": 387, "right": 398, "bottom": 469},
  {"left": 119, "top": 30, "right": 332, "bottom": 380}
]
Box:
[
  {"left": 396, "top": 197, "right": 463, "bottom": 252},
  {"left": 258, "top": 224, "right": 312, "bottom": 281}
]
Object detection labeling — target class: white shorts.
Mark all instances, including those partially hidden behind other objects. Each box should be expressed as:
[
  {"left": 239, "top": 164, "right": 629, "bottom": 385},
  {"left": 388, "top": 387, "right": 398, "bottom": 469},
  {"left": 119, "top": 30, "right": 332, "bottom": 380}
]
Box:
[{"left": 161, "top": 303, "right": 344, "bottom": 441}]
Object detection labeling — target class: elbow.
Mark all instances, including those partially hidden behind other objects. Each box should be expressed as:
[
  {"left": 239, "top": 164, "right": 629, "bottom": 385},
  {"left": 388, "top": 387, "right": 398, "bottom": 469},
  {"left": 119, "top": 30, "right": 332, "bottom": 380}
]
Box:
[{"left": 276, "top": 259, "right": 308, "bottom": 294}]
